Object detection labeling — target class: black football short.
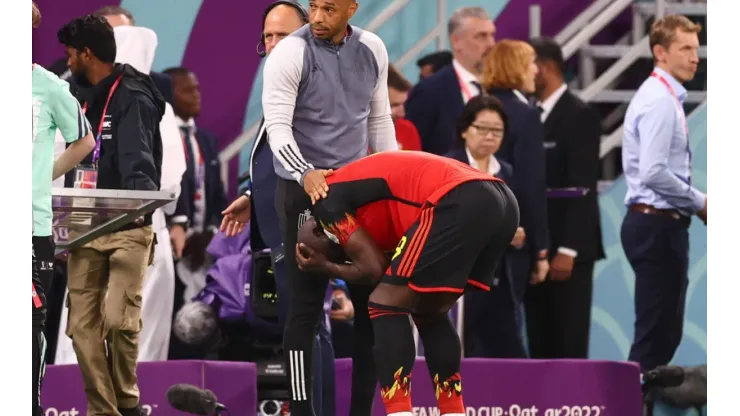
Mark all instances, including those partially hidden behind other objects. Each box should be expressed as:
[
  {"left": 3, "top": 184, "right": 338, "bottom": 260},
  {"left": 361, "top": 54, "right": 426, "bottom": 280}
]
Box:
[{"left": 383, "top": 180, "right": 519, "bottom": 293}]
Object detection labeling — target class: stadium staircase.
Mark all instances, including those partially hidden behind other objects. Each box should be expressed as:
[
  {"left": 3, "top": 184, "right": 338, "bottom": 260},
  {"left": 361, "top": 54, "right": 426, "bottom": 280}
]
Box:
[{"left": 222, "top": 0, "right": 707, "bottom": 189}]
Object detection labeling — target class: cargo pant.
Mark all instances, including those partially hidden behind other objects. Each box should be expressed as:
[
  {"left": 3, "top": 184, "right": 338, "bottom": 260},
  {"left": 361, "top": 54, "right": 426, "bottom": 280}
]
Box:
[{"left": 65, "top": 226, "right": 154, "bottom": 416}]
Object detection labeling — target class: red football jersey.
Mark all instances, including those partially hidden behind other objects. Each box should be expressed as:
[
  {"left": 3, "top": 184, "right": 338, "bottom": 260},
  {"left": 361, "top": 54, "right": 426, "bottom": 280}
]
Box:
[{"left": 313, "top": 151, "right": 501, "bottom": 250}]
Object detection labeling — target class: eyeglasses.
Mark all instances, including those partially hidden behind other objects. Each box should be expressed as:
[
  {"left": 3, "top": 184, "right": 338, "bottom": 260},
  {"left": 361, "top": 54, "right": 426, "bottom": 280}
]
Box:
[{"left": 471, "top": 124, "right": 504, "bottom": 138}]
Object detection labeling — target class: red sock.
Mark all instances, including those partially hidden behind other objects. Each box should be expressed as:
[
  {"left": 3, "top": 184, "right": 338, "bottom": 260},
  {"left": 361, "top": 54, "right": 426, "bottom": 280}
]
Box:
[
  {"left": 434, "top": 372, "right": 464, "bottom": 414},
  {"left": 380, "top": 367, "right": 413, "bottom": 414}
]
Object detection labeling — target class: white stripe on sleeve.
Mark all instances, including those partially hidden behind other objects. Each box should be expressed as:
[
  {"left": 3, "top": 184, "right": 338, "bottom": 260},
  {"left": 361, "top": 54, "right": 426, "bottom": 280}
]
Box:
[{"left": 262, "top": 36, "right": 314, "bottom": 183}]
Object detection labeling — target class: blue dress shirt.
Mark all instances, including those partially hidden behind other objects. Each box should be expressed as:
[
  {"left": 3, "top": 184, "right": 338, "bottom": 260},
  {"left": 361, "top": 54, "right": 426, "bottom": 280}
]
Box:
[{"left": 622, "top": 67, "right": 705, "bottom": 216}]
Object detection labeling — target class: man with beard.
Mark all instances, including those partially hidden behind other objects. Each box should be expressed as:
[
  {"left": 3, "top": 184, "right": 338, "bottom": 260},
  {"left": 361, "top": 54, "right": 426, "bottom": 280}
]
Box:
[
  {"left": 57, "top": 14, "right": 163, "bottom": 416},
  {"left": 405, "top": 7, "right": 495, "bottom": 155},
  {"left": 222, "top": 0, "right": 397, "bottom": 414}
]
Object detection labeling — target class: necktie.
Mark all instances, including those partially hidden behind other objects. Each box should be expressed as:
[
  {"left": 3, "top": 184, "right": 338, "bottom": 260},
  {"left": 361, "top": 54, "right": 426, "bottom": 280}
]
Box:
[
  {"left": 471, "top": 81, "right": 482, "bottom": 95},
  {"left": 180, "top": 126, "right": 196, "bottom": 183}
]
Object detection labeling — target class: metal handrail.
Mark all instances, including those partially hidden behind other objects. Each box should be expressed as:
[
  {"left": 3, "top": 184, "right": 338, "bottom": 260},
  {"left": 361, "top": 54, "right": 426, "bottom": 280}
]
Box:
[
  {"left": 562, "top": 0, "right": 634, "bottom": 60},
  {"left": 580, "top": 36, "right": 650, "bottom": 102},
  {"left": 554, "top": 0, "right": 614, "bottom": 45},
  {"left": 395, "top": 24, "right": 445, "bottom": 68},
  {"left": 366, "top": 0, "right": 411, "bottom": 32},
  {"left": 437, "top": 0, "right": 447, "bottom": 49}
]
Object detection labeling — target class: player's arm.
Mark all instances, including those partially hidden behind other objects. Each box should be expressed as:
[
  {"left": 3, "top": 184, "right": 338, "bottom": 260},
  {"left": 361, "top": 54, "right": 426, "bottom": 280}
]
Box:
[
  {"left": 51, "top": 82, "right": 95, "bottom": 180},
  {"left": 324, "top": 227, "right": 390, "bottom": 285}
]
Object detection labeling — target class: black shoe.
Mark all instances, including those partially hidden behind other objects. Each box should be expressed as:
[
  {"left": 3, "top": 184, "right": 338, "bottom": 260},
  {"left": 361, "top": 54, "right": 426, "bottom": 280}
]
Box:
[{"left": 118, "top": 406, "right": 146, "bottom": 416}]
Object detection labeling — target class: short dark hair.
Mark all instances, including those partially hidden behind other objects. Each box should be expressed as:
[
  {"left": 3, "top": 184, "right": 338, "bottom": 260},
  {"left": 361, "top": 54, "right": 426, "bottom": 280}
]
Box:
[
  {"left": 163, "top": 67, "right": 192, "bottom": 79},
  {"left": 529, "top": 37, "right": 565, "bottom": 74},
  {"left": 387, "top": 64, "right": 412, "bottom": 92},
  {"left": 455, "top": 95, "right": 509, "bottom": 146},
  {"left": 94, "top": 5, "right": 136, "bottom": 25},
  {"left": 416, "top": 51, "right": 453, "bottom": 72},
  {"left": 57, "top": 15, "right": 117, "bottom": 63}
]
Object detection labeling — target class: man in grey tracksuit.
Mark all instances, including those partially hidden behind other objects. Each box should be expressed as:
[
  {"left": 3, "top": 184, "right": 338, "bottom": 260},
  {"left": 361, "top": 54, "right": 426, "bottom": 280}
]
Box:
[{"left": 262, "top": 1, "right": 397, "bottom": 414}]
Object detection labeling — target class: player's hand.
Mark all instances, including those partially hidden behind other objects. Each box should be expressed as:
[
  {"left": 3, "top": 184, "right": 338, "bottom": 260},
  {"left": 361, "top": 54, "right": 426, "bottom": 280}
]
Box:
[
  {"left": 330, "top": 290, "right": 355, "bottom": 321},
  {"left": 510, "top": 227, "right": 526, "bottom": 249},
  {"left": 302, "top": 169, "right": 333, "bottom": 205},
  {"left": 296, "top": 243, "right": 330, "bottom": 273},
  {"left": 530, "top": 259, "right": 549, "bottom": 285},
  {"left": 170, "top": 224, "right": 186, "bottom": 259},
  {"left": 549, "top": 253, "right": 575, "bottom": 281},
  {"left": 220, "top": 195, "right": 251, "bottom": 237}
]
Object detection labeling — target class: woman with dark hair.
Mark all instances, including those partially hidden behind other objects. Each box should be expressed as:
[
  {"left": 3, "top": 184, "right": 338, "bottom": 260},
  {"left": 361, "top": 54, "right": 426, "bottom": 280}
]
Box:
[
  {"left": 446, "top": 95, "right": 528, "bottom": 358},
  {"left": 448, "top": 95, "right": 512, "bottom": 181}
]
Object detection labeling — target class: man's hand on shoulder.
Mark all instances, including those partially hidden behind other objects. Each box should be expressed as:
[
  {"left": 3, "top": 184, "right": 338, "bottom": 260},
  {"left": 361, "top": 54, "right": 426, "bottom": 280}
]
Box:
[{"left": 302, "top": 169, "right": 333, "bottom": 204}]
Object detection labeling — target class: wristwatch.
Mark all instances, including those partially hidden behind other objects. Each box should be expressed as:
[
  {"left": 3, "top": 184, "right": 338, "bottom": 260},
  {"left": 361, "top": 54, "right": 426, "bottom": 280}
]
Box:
[{"left": 243, "top": 189, "right": 252, "bottom": 199}]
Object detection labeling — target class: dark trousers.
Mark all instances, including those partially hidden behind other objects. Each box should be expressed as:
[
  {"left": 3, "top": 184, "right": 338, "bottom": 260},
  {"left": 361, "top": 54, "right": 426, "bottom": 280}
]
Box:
[
  {"left": 525, "top": 261, "right": 594, "bottom": 358},
  {"left": 621, "top": 211, "right": 690, "bottom": 371},
  {"left": 275, "top": 178, "right": 331, "bottom": 416},
  {"left": 32, "top": 236, "right": 54, "bottom": 416},
  {"left": 464, "top": 266, "right": 527, "bottom": 358},
  {"left": 345, "top": 283, "right": 376, "bottom": 416},
  {"left": 272, "top": 244, "right": 336, "bottom": 416}
]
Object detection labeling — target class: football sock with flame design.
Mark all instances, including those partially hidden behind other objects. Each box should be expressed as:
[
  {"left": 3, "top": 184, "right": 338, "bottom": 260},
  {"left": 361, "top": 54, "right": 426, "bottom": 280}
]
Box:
[
  {"left": 413, "top": 313, "right": 465, "bottom": 415},
  {"left": 369, "top": 301, "right": 415, "bottom": 415}
]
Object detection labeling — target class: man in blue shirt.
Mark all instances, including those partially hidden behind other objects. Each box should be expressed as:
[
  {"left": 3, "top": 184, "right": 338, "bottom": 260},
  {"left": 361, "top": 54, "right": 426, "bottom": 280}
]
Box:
[{"left": 621, "top": 14, "right": 706, "bottom": 374}]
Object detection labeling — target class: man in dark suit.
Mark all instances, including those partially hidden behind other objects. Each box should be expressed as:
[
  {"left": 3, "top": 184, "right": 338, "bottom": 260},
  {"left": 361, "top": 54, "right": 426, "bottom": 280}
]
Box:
[
  {"left": 416, "top": 51, "right": 452, "bottom": 80},
  {"left": 405, "top": 7, "right": 495, "bottom": 155},
  {"left": 524, "top": 37, "right": 605, "bottom": 359},
  {"left": 163, "top": 67, "right": 228, "bottom": 259},
  {"left": 220, "top": 3, "right": 350, "bottom": 415}
]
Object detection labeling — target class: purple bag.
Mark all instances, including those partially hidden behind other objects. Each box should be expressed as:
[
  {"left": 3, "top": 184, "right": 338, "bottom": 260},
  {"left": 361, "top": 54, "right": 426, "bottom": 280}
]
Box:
[{"left": 195, "top": 225, "right": 281, "bottom": 335}]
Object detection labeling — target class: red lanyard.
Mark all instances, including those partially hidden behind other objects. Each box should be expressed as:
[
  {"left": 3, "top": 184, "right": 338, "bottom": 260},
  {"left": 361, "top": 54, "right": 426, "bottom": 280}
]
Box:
[
  {"left": 650, "top": 71, "right": 688, "bottom": 135},
  {"left": 181, "top": 130, "right": 205, "bottom": 191},
  {"left": 454, "top": 67, "right": 476, "bottom": 102},
  {"left": 32, "top": 282, "right": 42, "bottom": 308},
  {"left": 82, "top": 75, "right": 123, "bottom": 163},
  {"left": 651, "top": 70, "right": 692, "bottom": 183}
]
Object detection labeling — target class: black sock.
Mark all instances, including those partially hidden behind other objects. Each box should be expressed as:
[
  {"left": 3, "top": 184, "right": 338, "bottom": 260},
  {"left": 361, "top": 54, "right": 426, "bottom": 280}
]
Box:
[
  {"left": 414, "top": 313, "right": 465, "bottom": 414},
  {"left": 348, "top": 284, "right": 376, "bottom": 416},
  {"left": 369, "top": 301, "right": 415, "bottom": 414}
]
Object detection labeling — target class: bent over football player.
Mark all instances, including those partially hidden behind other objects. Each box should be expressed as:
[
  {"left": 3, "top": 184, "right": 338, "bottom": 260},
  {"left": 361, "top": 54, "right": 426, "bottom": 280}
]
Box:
[{"left": 294, "top": 151, "right": 519, "bottom": 416}]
